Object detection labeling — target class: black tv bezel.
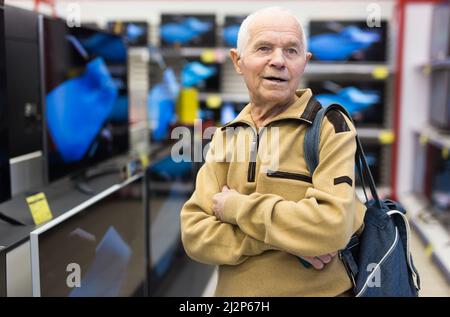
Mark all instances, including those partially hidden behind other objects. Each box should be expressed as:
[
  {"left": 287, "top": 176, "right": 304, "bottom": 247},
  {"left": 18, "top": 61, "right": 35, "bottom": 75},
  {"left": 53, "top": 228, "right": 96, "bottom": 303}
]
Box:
[{"left": 0, "top": 5, "right": 11, "bottom": 204}]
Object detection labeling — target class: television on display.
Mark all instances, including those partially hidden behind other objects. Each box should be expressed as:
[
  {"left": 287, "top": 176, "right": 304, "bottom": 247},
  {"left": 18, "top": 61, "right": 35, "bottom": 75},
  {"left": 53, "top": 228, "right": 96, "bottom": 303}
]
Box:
[
  {"left": 222, "top": 15, "right": 246, "bottom": 47},
  {"left": 30, "top": 176, "right": 148, "bottom": 297},
  {"left": 425, "top": 144, "right": 450, "bottom": 218},
  {"left": 309, "top": 80, "right": 385, "bottom": 127},
  {"left": 160, "top": 14, "right": 216, "bottom": 48},
  {"left": 0, "top": 5, "right": 11, "bottom": 203},
  {"left": 4, "top": 5, "right": 42, "bottom": 158},
  {"left": 42, "top": 17, "right": 129, "bottom": 182},
  {"left": 358, "top": 142, "right": 382, "bottom": 186},
  {"left": 182, "top": 58, "right": 221, "bottom": 92},
  {"left": 107, "top": 21, "right": 148, "bottom": 47},
  {"left": 308, "top": 20, "right": 387, "bottom": 62},
  {"left": 147, "top": 159, "right": 193, "bottom": 295}
]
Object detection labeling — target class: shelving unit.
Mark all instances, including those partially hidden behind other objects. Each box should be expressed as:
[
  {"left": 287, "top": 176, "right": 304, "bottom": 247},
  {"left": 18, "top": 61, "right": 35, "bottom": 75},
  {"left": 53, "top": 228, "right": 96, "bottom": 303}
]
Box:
[{"left": 396, "top": 2, "right": 450, "bottom": 282}]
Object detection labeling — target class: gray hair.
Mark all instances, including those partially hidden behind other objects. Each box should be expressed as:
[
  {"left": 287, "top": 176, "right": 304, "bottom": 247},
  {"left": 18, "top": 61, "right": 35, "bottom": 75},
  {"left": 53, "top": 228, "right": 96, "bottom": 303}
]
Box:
[{"left": 236, "top": 7, "right": 307, "bottom": 57}]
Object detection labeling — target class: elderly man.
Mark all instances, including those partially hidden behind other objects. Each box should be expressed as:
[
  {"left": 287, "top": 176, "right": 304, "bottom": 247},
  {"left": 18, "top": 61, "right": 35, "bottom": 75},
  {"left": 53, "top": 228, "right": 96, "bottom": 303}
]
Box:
[{"left": 180, "top": 7, "right": 366, "bottom": 296}]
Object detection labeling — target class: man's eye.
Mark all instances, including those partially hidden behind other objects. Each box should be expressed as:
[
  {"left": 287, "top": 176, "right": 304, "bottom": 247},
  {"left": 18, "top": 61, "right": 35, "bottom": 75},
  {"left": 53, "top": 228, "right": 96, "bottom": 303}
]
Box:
[
  {"left": 257, "top": 46, "right": 270, "bottom": 52},
  {"left": 287, "top": 48, "right": 298, "bottom": 55}
]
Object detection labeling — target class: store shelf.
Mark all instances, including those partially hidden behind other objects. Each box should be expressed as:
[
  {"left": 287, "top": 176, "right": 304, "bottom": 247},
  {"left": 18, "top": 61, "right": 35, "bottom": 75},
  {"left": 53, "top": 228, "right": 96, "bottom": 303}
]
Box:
[
  {"left": 422, "top": 58, "right": 450, "bottom": 72},
  {"left": 304, "top": 63, "right": 392, "bottom": 77},
  {"left": 161, "top": 47, "right": 228, "bottom": 58},
  {"left": 198, "top": 92, "right": 249, "bottom": 103},
  {"left": 357, "top": 128, "right": 393, "bottom": 142},
  {"left": 400, "top": 193, "right": 450, "bottom": 283},
  {"left": 416, "top": 125, "right": 450, "bottom": 150}
]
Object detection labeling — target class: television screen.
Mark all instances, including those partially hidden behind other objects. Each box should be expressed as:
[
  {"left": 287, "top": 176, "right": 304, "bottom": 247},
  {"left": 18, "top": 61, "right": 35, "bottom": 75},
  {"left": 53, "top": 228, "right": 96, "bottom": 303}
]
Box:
[
  {"left": 309, "top": 80, "right": 385, "bottom": 127},
  {"left": 222, "top": 15, "right": 246, "bottom": 47},
  {"left": 357, "top": 142, "right": 382, "bottom": 187},
  {"left": 30, "top": 175, "right": 147, "bottom": 297},
  {"left": 309, "top": 20, "right": 387, "bottom": 62},
  {"left": 42, "top": 18, "right": 129, "bottom": 182},
  {"left": 107, "top": 21, "right": 148, "bottom": 47},
  {"left": 0, "top": 6, "right": 11, "bottom": 203},
  {"left": 182, "top": 58, "right": 221, "bottom": 92},
  {"left": 425, "top": 144, "right": 450, "bottom": 220},
  {"left": 147, "top": 158, "right": 192, "bottom": 294},
  {"left": 4, "top": 5, "right": 42, "bottom": 158},
  {"left": 160, "top": 14, "right": 216, "bottom": 48}
]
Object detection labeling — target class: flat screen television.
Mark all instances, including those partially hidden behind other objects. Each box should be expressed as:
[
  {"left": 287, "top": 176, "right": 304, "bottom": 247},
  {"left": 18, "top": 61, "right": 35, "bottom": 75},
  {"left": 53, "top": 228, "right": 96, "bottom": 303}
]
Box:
[
  {"left": 309, "top": 79, "right": 385, "bottom": 127},
  {"left": 183, "top": 58, "right": 221, "bottom": 93},
  {"left": 358, "top": 142, "right": 382, "bottom": 187},
  {"left": 309, "top": 20, "right": 387, "bottom": 62},
  {"left": 160, "top": 14, "right": 216, "bottom": 48},
  {"left": 107, "top": 21, "right": 148, "bottom": 47},
  {"left": 30, "top": 175, "right": 148, "bottom": 297},
  {"left": 147, "top": 158, "right": 193, "bottom": 295},
  {"left": 222, "top": 15, "right": 246, "bottom": 47},
  {"left": 4, "top": 5, "right": 42, "bottom": 159},
  {"left": 0, "top": 5, "right": 11, "bottom": 203},
  {"left": 425, "top": 143, "right": 450, "bottom": 221},
  {"left": 42, "top": 17, "right": 129, "bottom": 183}
]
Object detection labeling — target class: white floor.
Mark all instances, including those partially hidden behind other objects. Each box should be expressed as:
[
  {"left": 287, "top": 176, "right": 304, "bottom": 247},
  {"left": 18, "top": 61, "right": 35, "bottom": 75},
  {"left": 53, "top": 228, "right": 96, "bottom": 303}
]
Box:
[{"left": 201, "top": 230, "right": 450, "bottom": 297}]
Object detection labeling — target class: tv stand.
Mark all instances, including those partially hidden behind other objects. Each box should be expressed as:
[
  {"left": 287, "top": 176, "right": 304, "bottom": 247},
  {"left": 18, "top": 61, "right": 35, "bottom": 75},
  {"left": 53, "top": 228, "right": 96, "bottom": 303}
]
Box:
[{"left": 72, "top": 167, "right": 121, "bottom": 196}]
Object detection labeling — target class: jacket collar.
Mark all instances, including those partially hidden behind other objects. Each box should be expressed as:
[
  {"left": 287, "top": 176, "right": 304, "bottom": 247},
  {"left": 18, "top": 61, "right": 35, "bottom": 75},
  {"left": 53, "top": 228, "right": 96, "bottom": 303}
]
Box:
[{"left": 220, "top": 89, "right": 321, "bottom": 130}]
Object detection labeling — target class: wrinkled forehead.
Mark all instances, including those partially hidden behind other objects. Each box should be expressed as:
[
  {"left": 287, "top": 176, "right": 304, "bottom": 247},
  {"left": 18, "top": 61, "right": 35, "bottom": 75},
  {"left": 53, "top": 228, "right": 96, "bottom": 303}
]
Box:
[{"left": 247, "top": 15, "right": 302, "bottom": 45}]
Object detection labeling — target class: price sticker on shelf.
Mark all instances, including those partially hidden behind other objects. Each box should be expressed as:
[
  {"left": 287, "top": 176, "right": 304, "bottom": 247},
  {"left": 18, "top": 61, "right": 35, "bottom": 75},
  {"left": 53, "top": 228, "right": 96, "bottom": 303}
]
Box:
[
  {"left": 419, "top": 134, "right": 428, "bottom": 145},
  {"left": 26, "top": 192, "right": 53, "bottom": 226},
  {"left": 423, "top": 65, "right": 432, "bottom": 76},
  {"left": 206, "top": 94, "right": 222, "bottom": 109},
  {"left": 442, "top": 147, "right": 449, "bottom": 160},
  {"left": 372, "top": 66, "right": 389, "bottom": 80},
  {"left": 424, "top": 244, "right": 433, "bottom": 258},
  {"left": 139, "top": 153, "right": 150, "bottom": 169},
  {"left": 378, "top": 130, "right": 395, "bottom": 144},
  {"left": 200, "top": 49, "right": 216, "bottom": 64}
]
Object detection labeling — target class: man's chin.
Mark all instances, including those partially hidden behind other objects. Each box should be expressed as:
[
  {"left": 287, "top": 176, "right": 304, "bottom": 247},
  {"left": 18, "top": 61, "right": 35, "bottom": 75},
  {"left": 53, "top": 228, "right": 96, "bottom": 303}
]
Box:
[{"left": 261, "top": 91, "right": 292, "bottom": 103}]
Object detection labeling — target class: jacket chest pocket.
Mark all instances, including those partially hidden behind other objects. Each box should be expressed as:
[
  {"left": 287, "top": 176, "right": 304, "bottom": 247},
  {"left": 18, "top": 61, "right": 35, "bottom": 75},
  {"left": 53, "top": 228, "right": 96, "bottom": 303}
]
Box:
[
  {"left": 262, "top": 169, "right": 312, "bottom": 201},
  {"left": 266, "top": 170, "right": 312, "bottom": 183}
]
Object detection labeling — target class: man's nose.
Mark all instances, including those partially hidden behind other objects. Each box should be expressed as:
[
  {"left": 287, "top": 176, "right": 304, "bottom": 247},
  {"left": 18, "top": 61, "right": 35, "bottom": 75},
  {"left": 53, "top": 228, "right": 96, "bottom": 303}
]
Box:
[{"left": 268, "top": 48, "right": 286, "bottom": 69}]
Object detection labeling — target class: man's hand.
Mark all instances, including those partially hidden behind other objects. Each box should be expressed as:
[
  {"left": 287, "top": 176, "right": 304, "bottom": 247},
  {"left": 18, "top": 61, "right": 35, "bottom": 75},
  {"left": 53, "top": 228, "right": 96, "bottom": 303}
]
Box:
[
  {"left": 299, "top": 252, "right": 337, "bottom": 270},
  {"left": 212, "top": 185, "right": 238, "bottom": 221}
]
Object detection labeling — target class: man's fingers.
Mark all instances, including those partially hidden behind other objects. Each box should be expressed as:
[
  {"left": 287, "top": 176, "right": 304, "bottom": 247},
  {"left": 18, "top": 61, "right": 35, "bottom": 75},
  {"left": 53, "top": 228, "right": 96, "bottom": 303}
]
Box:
[
  {"left": 222, "top": 185, "right": 229, "bottom": 192},
  {"left": 329, "top": 252, "right": 338, "bottom": 258},
  {"left": 317, "top": 254, "right": 332, "bottom": 264},
  {"left": 302, "top": 256, "right": 324, "bottom": 270}
]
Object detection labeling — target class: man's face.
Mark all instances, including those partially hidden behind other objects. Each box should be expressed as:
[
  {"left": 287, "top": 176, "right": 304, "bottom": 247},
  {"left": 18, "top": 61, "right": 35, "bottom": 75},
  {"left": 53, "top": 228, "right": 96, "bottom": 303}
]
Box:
[{"left": 231, "top": 15, "right": 311, "bottom": 106}]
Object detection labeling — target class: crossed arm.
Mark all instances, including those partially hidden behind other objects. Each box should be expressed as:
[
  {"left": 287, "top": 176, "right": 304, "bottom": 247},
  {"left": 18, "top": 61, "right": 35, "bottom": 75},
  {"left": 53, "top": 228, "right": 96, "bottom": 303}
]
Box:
[{"left": 181, "top": 118, "right": 357, "bottom": 268}]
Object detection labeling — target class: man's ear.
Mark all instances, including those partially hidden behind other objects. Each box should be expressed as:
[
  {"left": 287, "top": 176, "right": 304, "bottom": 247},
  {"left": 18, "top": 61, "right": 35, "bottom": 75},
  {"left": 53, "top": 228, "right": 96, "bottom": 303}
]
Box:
[
  {"left": 229, "top": 48, "right": 242, "bottom": 74},
  {"left": 305, "top": 52, "right": 312, "bottom": 62}
]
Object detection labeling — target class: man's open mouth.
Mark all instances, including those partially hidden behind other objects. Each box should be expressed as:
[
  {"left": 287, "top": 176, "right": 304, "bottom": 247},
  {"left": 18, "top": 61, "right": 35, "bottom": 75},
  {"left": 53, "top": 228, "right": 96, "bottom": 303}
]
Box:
[{"left": 263, "top": 76, "right": 288, "bottom": 83}]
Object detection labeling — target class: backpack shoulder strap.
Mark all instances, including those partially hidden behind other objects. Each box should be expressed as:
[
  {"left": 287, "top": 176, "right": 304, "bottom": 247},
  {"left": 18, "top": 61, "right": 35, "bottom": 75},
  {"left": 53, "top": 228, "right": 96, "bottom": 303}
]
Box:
[
  {"left": 303, "top": 100, "right": 381, "bottom": 206},
  {"left": 304, "top": 101, "right": 353, "bottom": 175}
]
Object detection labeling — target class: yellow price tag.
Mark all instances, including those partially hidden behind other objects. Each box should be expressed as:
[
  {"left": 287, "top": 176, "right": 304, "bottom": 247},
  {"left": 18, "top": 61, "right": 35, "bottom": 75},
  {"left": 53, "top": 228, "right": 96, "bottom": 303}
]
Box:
[
  {"left": 200, "top": 49, "right": 216, "bottom": 64},
  {"left": 423, "top": 65, "right": 431, "bottom": 76},
  {"left": 419, "top": 134, "right": 428, "bottom": 145},
  {"left": 206, "top": 94, "right": 222, "bottom": 109},
  {"left": 442, "top": 147, "right": 449, "bottom": 160},
  {"left": 378, "top": 130, "right": 395, "bottom": 144},
  {"left": 26, "top": 192, "right": 53, "bottom": 226},
  {"left": 372, "top": 66, "right": 389, "bottom": 80},
  {"left": 424, "top": 244, "right": 433, "bottom": 258},
  {"left": 139, "top": 154, "right": 150, "bottom": 169}
]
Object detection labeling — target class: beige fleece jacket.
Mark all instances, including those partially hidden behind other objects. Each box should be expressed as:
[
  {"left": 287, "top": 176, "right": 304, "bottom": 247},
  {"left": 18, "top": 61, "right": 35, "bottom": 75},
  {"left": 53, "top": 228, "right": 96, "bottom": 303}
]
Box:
[{"left": 180, "top": 89, "right": 366, "bottom": 296}]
